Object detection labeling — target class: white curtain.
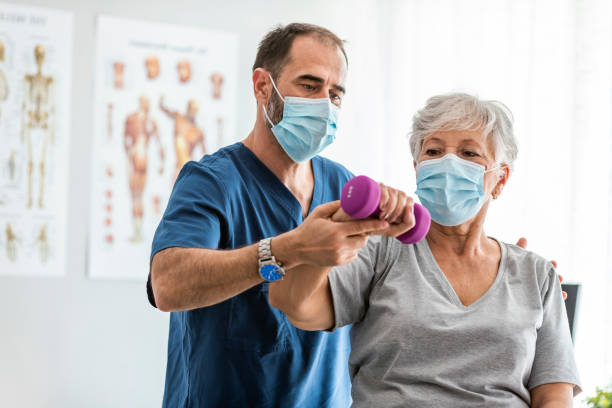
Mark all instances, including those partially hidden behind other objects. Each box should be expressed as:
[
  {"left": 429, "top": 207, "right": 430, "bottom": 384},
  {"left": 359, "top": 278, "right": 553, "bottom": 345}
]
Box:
[{"left": 328, "top": 0, "right": 612, "bottom": 401}]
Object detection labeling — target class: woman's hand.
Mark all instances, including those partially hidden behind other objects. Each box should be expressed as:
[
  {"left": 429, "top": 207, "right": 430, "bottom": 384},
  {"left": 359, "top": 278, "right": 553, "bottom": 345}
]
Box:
[{"left": 331, "top": 183, "right": 416, "bottom": 239}]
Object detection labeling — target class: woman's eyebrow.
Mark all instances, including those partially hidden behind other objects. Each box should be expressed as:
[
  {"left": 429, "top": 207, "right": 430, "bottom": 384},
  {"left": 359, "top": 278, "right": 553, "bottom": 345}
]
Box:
[
  {"left": 460, "top": 139, "right": 484, "bottom": 147},
  {"left": 423, "top": 137, "right": 444, "bottom": 145}
]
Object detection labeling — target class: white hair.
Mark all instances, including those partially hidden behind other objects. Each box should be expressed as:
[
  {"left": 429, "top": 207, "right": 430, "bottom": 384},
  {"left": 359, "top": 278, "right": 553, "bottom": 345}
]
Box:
[{"left": 409, "top": 93, "right": 518, "bottom": 173}]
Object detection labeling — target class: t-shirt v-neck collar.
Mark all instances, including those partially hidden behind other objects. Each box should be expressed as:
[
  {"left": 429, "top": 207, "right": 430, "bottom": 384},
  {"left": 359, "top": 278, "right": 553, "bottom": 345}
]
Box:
[
  {"left": 237, "top": 143, "right": 323, "bottom": 222},
  {"left": 419, "top": 236, "right": 507, "bottom": 311}
]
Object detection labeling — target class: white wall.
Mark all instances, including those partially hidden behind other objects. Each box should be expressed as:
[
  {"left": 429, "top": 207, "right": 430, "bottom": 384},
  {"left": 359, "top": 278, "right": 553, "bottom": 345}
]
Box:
[
  {"left": 2, "top": 0, "right": 610, "bottom": 406},
  {"left": 0, "top": 1, "right": 375, "bottom": 407}
]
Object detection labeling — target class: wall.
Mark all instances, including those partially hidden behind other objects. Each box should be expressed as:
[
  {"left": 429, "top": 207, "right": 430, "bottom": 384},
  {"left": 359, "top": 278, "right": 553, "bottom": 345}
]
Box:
[
  {"left": 3, "top": 0, "right": 609, "bottom": 406},
  {"left": 0, "top": 1, "right": 378, "bottom": 406}
]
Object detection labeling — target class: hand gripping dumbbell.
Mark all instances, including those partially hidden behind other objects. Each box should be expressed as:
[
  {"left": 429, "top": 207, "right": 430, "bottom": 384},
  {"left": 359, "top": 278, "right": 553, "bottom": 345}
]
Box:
[{"left": 340, "top": 175, "right": 431, "bottom": 244}]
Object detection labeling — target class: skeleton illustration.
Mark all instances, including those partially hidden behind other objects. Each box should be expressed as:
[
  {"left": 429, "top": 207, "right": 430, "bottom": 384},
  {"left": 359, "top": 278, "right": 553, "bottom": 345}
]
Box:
[
  {"left": 124, "top": 95, "right": 164, "bottom": 242},
  {"left": 177, "top": 59, "right": 191, "bottom": 83},
  {"left": 145, "top": 56, "right": 160, "bottom": 80},
  {"left": 159, "top": 96, "right": 205, "bottom": 183},
  {"left": 34, "top": 224, "right": 49, "bottom": 263},
  {"left": 22, "top": 44, "right": 55, "bottom": 209},
  {"left": 5, "top": 223, "right": 19, "bottom": 262},
  {"left": 210, "top": 72, "right": 224, "bottom": 99},
  {"left": 0, "top": 40, "right": 8, "bottom": 118}
]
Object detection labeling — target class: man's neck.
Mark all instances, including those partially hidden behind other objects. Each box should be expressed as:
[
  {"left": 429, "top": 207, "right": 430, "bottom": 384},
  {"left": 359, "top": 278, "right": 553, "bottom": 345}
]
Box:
[{"left": 242, "top": 114, "right": 313, "bottom": 189}]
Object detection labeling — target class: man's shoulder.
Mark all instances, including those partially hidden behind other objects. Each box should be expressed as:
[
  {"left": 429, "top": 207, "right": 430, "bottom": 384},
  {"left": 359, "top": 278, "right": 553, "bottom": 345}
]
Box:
[
  {"left": 315, "top": 155, "right": 354, "bottom": 182},
  {"left": 173, "top": 144, "right": 244, "bottom": 195},
  {"left": 185, "top": 143, "right": 243, "bottom": 177}
]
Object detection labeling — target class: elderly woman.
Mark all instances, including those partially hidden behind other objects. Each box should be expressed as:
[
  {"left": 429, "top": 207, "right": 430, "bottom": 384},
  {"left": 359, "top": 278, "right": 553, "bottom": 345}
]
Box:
[{"left": 269, "top": 93, "right": 581, "bottom": 407}]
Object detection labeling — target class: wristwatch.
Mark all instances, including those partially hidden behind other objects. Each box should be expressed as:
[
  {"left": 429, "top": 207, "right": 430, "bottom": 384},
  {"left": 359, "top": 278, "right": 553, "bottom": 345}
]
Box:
[{"left": 258, "top": 238, "right": 285, "bottom": 282}]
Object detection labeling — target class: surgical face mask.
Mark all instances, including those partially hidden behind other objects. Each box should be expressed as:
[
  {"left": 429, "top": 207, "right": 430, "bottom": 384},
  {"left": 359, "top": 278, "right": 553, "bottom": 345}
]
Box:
[
  {"left": 415, "top": 153, "right": 500, "bottom": 226},
  {"left": 262, "top": 74, "right": 339, "bottom": 162}
]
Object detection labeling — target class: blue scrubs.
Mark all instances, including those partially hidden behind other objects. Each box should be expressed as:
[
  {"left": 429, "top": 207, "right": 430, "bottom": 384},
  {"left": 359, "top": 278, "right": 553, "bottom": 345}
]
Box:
[{"left": 150, "top": 142, "right": 353, "bottom": 407}]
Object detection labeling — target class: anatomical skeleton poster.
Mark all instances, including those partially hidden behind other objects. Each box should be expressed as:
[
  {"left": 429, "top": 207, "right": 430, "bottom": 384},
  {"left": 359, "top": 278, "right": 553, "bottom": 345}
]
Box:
[
  {"left": 0, "top": 3, "right": 72, "bottom": 276},
  {"left": 88, "top": 16, "right": 238, "bottom": 280}
]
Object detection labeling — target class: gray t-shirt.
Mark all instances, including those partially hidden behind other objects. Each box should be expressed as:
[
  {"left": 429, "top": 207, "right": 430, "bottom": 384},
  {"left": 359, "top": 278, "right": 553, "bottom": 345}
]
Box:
[{"left": 329, "top": 236, "right": 581, "bottom": 407}]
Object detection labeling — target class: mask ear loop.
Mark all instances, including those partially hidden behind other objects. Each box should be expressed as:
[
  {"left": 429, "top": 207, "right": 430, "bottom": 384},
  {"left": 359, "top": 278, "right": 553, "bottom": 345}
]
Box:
[
  {"left": 484, "top": 164, "right": 503, "bottom": 175},
  {"left": 268, "top": 74, "right": 285, "bottom": 103},
  {"left": 486, "top": 164, "right": 507, "bottom": 199},
  {"left": 262, "top": 73, "right": 285, "bottom": 128}
]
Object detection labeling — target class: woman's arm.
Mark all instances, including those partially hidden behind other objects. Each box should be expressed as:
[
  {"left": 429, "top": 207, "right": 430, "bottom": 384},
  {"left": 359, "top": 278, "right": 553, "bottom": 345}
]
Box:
[
  {"left": 269, "top": 183, "right": 414, "bottom": 331},
  {"left": 530, "top": 383, "right": 574, "bottom": 408},
  {"left": 268, "top": 263, "right": 336, "bottom": 331}
]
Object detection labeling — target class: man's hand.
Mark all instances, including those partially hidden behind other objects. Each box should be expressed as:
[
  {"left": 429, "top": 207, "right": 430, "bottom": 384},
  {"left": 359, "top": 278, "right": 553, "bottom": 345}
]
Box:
[
  {"left": 274, "top": 201, "right": 389, "bottom": 269},
  {"left": 515, "top": 237, "right": 567, "bottom": 301},
  {"left": 331, "top": 183, "right": 416, "bottom": 239}
]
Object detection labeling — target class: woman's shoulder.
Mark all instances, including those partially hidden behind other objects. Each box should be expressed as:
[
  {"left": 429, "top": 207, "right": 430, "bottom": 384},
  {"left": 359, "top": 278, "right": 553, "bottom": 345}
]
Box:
[{"left": 497, "top": 239, "right": 556, "bottom": 292}]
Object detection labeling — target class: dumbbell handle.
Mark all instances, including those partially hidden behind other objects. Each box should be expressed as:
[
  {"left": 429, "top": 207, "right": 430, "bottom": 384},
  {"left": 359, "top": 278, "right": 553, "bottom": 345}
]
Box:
[{"left": 340, "top": 175, "right": 431, "bottom": 244}]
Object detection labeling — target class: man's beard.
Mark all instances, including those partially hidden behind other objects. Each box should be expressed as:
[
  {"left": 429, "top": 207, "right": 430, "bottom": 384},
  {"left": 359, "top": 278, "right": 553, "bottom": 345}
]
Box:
[{"left": 265, "top": 91, "right": 284, "bottom": 129}]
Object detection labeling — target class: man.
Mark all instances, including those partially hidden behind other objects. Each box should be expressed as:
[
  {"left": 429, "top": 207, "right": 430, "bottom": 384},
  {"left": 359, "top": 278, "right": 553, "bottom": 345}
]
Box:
[
  {"left": 148, "top": 23, "right": 414, "bottom": 407},
  {"left": 148, "top": 23, "right": 562, "bottom": 407}
]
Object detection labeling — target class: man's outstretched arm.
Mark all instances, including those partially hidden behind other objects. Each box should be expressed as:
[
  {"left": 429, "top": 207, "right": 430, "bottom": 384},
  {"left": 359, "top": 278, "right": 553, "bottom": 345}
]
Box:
[{"left": 151, "top": 201, "right": 388, "bottom": 312}]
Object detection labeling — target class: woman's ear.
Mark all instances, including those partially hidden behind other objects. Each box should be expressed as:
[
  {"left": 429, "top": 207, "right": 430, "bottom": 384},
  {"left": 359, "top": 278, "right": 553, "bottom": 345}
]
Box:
[{"left": 492, "top": 165, "right": 510, "bottom": 199}]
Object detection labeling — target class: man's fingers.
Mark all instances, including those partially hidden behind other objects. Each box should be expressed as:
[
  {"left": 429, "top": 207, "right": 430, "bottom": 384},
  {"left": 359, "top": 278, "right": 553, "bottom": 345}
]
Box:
[
  {"left": 311, "top": 200, "right": 342, "bottom": 218},
  {"left": 552, "top": 260, "right": 558, "bottom": 269},
  {"left": 343, "top": 218, "right": 389, "bottom": 236},
  {"left": 516, "top": 237, "right": 527, "bottom": 249},
  {"left": 330, "top": 207, "right": 353, "bottom": 222},
  {"left": 557, "top": 273, "right": 566, "bottom": 301}
]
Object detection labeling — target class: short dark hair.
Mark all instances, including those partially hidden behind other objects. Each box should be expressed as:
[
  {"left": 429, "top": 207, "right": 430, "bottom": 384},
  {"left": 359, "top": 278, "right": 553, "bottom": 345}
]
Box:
[{"left": 252, "top": 23, "right": 348, "bottom": 79}]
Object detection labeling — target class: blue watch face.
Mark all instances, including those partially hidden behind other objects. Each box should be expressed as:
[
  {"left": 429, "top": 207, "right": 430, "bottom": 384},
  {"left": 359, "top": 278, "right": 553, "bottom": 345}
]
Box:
[{"left": 260, "top": 264, "right": 282, "bottom": 282}]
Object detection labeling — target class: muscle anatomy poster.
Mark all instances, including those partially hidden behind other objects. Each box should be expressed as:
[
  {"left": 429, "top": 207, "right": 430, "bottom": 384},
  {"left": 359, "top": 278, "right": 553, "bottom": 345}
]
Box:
[
  {"left": 0, "top": 3, "right": 72, "bottom": 276},
  {"left": 89, "top": 16, "right": 238, "bottom": 280}
]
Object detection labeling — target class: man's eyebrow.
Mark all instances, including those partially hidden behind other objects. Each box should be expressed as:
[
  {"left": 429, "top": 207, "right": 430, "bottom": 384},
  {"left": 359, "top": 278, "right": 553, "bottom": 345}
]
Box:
[
  {"left": 333, "top": 84, "right": 346, "bottom": 94},
  {"left": 296, "top": 74, "right": 346, "bottom": 94}
]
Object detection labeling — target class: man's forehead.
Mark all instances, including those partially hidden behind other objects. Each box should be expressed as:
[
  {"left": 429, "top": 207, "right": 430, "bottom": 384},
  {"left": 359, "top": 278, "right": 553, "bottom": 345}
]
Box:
[{"left": 282, "top": 37, "right": 347, "bottom": 84}]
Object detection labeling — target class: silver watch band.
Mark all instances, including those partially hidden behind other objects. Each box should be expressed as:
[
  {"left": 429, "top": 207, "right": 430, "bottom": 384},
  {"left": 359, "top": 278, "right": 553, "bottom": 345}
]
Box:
[{"left": 258, "top": 238, "right": 285, "bottom": 274}]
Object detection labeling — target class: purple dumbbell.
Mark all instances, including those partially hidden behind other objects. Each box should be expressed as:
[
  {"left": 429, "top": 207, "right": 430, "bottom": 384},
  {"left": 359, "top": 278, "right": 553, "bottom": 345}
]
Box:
[{"left": 340, "top": 175, "right": 431, "bottom": 244}]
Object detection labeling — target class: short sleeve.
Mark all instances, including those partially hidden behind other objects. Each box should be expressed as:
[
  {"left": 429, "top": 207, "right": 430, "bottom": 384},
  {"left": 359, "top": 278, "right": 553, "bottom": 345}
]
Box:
[
  {"left": 528, "top": 265, "right": 582, "bottom": 395},
  {"left": 147, "top": 161, "right": 229, "bottom": 307},
  {"left": 151, "top": 161, "right": 229, "bottom": 258},
  {"left": 328, "top": 236, "right": 390, "bottom": 330}
]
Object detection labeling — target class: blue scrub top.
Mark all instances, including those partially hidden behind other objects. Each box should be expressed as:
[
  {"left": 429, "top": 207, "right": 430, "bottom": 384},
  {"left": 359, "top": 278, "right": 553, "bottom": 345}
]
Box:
[{"left": 150, "top": 142, "right": 353, "bottom": 407}]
